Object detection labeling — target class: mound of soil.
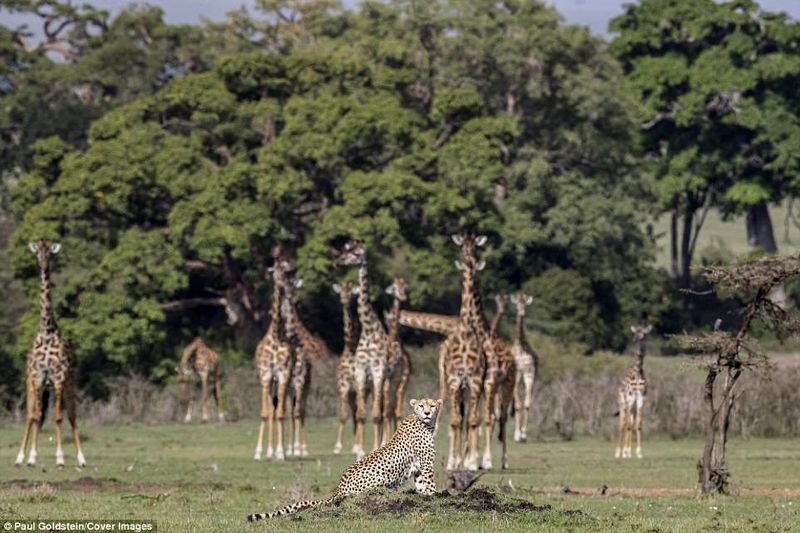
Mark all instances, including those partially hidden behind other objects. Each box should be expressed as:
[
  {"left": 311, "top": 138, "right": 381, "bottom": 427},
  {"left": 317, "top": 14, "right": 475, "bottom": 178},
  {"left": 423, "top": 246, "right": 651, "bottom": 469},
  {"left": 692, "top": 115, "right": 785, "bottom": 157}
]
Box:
[{"left": 355, "top": 488, "right": 551, "bottom": 514}]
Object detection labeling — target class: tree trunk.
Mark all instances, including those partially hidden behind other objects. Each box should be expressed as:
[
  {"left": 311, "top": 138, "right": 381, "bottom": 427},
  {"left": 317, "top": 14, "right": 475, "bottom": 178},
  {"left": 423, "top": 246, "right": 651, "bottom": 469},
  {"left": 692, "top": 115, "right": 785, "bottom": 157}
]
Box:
[
  {"left": 680, "top": 203, "right": 694, "bottom": 289},
  {"left": 670, "top": 209, "right": 679, "bottom": 279},
  {"left": 746, "top": 202, "right": 777, "bottom": 253},
  {"left": 698, "top": 366, "right": 742, "bottom": 494}
]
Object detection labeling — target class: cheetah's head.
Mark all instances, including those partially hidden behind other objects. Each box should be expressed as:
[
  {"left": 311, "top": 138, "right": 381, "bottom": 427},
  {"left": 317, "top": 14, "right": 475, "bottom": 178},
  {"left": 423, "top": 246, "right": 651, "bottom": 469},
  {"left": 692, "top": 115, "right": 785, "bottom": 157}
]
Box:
[{"left": 410, "top": 398, "right": 443, "bottom": 427}]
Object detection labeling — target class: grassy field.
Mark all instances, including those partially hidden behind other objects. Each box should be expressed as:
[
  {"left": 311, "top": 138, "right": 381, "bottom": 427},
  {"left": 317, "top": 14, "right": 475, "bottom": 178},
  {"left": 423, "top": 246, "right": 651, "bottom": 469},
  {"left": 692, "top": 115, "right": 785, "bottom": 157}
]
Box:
[{"left": 1, "top": 417, "right": 799, "bottom": 532}]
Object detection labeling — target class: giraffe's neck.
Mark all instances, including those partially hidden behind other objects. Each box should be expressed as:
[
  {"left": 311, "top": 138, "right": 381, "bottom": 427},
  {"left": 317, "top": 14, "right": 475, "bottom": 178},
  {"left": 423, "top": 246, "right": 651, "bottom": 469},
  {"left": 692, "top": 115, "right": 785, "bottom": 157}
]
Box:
[
  {"left": 388, "top": 296, "right": 401, "bottom": 341},
  {"left": 342, "top": 297, "right": 358, "bottom": 354},
  {"left": 460, "top": 268, "right": 488, "bottom": 334},
  {"left": 282, "top": 295, "right": 298, "bottom": 342},
  {"left": 514, "top": 311, "right": 526, "bottom": 345},
  {"left": 490, "top": 302, "right": 505, "bottom": 338},
  {"left": 357, "top": 262, "right": 384, "bottom": 339},
  {"left": 634, "top": 340, "right": 646, "bottom": 378},
  {"left": 267, "top": 281, "right": 284, "bottom": 340},
  {"left": 38, "top": 264, "right": 58, "bottom": 334}
]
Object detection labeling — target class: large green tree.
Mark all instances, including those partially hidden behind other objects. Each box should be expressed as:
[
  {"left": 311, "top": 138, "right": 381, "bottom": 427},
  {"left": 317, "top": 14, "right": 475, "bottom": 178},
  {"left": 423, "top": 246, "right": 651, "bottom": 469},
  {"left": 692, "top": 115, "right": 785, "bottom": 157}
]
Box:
[{"left": 611, "top": 0, "right": 800, "bottom": 289}]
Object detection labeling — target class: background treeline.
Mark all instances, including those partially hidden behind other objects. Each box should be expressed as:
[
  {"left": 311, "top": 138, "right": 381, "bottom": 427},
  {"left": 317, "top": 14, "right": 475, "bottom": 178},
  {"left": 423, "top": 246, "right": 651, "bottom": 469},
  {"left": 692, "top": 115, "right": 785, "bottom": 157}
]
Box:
[{"left": 1, "top": 0, "right": 800, "bottom": 409}]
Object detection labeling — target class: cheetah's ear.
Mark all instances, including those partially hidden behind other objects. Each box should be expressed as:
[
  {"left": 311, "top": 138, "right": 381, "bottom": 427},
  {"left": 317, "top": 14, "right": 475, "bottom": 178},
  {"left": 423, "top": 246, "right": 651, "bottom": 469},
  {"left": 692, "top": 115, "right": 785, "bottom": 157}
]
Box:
[
  {"left": 409, "top": 398, "right": 418, "bottom": 409},
  {"left": 436, "top": 399, "right": 443, "bottom": 408}
]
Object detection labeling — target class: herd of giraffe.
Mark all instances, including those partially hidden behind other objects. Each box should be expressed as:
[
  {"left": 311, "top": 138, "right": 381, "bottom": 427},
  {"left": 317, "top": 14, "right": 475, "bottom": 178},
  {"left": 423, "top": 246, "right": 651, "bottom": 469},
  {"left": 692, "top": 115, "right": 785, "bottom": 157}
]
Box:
[{"left": 14, "top": 236, "right": 653, "bottom": 469}]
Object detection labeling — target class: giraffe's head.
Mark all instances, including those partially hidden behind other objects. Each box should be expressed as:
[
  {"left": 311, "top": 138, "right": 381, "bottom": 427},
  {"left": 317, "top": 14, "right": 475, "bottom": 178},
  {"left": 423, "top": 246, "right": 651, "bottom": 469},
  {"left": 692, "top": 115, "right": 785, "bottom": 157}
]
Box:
[
  {"left": 451, "top": 233, "right": 487, "bottom": 273},
  {"left": 332, "top": 281, "right": 358, "bottom": 308},
  {"left": 630, "top": 323, "right": 653, "bottom": 343},
  {"left": 385, "top": 277, "right": 408, "bottom": 303},
  {"left": 28, "top": 241, "right": 62, "bottom": 271},
  {"left": 336, "top": 241, "right": 366, "bottom": 267},
  {"left": 513, "top": 293, "right": 533, "bottom": 316},
  {"left": 409, "top": 398, "right": 443, "bottom": 427}
]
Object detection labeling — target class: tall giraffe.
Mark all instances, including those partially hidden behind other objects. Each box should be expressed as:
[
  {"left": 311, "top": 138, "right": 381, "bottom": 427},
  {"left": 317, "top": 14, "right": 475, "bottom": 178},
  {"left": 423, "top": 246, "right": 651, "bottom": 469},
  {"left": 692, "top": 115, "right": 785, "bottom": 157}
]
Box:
[
  {"left": 456, "top": 235, "right": 515, "bottom": 470},
  {"left": 332, "top": 281, "right": 359, "bottom": 455},
  {"left": 253, "top": 256, "right": 295, "bottom": 461},
  {"left": 282, "top": 270, "right": 312, "bottom": 458},
  {"left": 511, "top": 294, "right": 537, "bottom": 443},
  {"left": 615, "top": 323, "right": 653, "bottom": 459},
  {"left": 336, "top": 241, "right": 390, "bottom": 458},
  {"left": 16, "top": 241, "right": 86, "bottom": 467},
  {"left": 178, "top": 337, "right": 225, "bottom": 423},
  {"left": 381, "top": 277, "right": 412, "bottom": 444}
]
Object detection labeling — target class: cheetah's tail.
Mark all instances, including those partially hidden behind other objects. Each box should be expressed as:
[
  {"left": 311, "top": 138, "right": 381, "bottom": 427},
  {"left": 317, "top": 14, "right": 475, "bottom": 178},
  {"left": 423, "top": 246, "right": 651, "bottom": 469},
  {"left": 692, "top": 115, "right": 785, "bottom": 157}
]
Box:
[{"left": 245, "top": 496, "right": 335, "bottom": 521}]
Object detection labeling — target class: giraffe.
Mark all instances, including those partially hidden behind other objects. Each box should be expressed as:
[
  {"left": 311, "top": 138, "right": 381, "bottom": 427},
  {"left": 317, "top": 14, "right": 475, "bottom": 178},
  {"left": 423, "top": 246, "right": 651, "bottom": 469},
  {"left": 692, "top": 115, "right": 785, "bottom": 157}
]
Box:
[
  {"left": 332, "top": 281, "right": 360, "bottom": 455},
  {"left": 253, "top": 255, "right": 296, "bottom": 461},
  {"left": 511, "top": 294, "right": 538, "bottom": 443},
  {"left": 16, "top": 241, "right": 86, "bottom": 467},
  {"left": 282, "top": 269, "right": 313, "bottom": 458},
  {"left": 336, "top": 241, "right": 390, "bottom": 459},
  {"left": 615, "top": 323, "right": 653, "bottom": 459},
  {"left": 381, "top": 277, "right": 412, "bottom": 444},
  {"left": 456, "top": 236, "right": 515, "bottom": 471},
  {"left": 178, "top": 337, "right": 225, "bottom": 423}
]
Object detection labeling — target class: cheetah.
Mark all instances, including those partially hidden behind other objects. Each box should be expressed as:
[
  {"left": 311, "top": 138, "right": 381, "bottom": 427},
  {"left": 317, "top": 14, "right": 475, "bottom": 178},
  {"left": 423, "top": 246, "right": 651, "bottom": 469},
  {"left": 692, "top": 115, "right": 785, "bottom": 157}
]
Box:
[{"left": 245, "top": 398, "right": 443, "bottom": 521}]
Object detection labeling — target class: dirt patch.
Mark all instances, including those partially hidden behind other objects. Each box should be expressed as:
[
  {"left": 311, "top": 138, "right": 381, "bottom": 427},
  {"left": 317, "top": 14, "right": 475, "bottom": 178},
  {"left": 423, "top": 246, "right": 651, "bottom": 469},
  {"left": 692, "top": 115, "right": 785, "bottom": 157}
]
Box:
[
  {"left": 355, "top": 488, "right": 551, "bottom": 515},
  {"left": 533, "top": 485, "right": 800, "bottom": 497}
]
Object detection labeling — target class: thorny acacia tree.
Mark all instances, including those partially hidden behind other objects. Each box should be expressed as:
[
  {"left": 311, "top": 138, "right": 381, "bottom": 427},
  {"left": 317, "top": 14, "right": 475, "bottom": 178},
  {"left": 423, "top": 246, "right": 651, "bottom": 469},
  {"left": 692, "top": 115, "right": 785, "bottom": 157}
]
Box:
[{"left": 679, "top": 256, "right": 800, "bottom": 494}]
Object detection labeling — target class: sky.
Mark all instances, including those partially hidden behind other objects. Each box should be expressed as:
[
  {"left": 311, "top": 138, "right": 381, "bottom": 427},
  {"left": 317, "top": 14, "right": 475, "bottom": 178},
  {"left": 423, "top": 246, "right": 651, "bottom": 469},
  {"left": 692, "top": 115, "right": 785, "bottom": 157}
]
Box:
[{"left": 1, "top": 0, "right": 799, "bottom": 40}]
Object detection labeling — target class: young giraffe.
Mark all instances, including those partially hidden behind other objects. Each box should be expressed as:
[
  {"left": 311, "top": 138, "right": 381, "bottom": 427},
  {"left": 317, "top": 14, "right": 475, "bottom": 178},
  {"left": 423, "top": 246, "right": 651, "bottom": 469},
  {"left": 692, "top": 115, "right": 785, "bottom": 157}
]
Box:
[
  {"left": 490, "top": 295, "right": 508, "bottom": 338},
  {"left": 282, "top": 270, "right": 313, "bottom": 458},
  {"left": 253, "top": 256, "right": 296, "bottom": 461},
  {"left": 615, "top": 323, "right": 653, "bottom": 459},
  {"left": 381, "top": 277, "right": 412, "bottom": 444},
  {"left": 332, "top": 281, "right": 360, "bottom": 455},
  {"left": 178, "top": 337, "right": 225, "bottom": 423},
  {"left": 511, "top": 294, "right": 537, "bottom": 443},
  {"left": 336, "top": 241, "right": 390, "bottom": 459},
  {"left": 16, "top": 241, "right": 86, "bottom": 467},
  {"left": 456, "top": 236, "right": 515, "bottom": 470}
]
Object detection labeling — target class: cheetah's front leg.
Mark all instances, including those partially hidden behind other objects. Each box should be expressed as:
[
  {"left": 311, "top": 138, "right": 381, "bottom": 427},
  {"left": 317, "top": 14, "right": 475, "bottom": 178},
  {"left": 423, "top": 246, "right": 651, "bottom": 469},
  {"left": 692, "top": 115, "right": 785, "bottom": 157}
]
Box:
[{"left": 414, "top": 461, "right": 437, "bottom": 496}]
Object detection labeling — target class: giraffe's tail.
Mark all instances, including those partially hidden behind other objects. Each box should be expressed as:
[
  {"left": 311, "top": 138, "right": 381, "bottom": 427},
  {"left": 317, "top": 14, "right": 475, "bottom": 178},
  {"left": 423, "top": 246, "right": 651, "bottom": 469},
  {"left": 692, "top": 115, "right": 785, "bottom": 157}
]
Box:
[{"left": 245, "top": 496, "right": 336, "bottom": 521}]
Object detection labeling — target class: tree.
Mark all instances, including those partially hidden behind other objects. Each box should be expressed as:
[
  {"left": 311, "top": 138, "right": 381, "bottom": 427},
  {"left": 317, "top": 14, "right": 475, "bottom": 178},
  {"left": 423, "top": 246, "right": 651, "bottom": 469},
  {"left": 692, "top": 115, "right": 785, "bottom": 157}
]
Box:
[
  {"left": 679, "top": 256, "right": 800, "bottom": 493},
  {"left": 611, "top": 0, "right": 800, "bottom": 289}
]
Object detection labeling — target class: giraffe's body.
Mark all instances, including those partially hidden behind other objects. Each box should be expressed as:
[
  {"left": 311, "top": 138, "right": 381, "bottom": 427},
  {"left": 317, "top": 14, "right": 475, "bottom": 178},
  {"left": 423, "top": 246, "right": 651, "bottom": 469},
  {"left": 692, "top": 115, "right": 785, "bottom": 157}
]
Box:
[
  {"left": 282, "top": 271, "right": 313, "bottom": 458},
  {"left": 473, "top": 279, "right": 515, "bottom": 471},
  {"left": 253, "top": 257, "right": 297, "bottom": 461},
  {"left": 16, "top": 241, "right": 86, "bottom": 468},
  {"left": 615, "top": 324, "right": 652, "bottom": 459},
  {"left": 179, "top": 337, "right": 224, "bottom": 423},
  {"left": 381, "top": 278, "right": 412, "bottom": 444},
  {"left": 333, "top": 282, "right": 360, "bottom": 455},
  {"left": 337, "top": 242, "right": 391, "bottom": 458},
  {"left": 510, "top": 294, "right": 537, "bottom": 442},
  {"left": 397, "top": 310, "right": 459, "bottom": 336}
]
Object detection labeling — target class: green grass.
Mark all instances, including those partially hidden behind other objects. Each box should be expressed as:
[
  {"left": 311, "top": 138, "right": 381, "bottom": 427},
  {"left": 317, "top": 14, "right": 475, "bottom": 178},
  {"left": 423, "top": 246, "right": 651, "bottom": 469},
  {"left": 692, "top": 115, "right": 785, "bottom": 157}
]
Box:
[{"left": 1, "top": 418, "right": 799, "bottom": 532}]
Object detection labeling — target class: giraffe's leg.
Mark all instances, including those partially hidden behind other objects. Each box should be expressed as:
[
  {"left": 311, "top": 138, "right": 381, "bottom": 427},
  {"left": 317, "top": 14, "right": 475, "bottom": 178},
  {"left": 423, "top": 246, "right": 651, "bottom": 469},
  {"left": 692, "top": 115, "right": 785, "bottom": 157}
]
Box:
[
  {"left": 481, "top": 379, "right": 496, "bottom": 470},
  {"left": 334, "top": 383, "right": 348, "bottom": 454},
  {"left": 64, "top": 383, "right": 85, "bottom": 467},
  {"left": 447, "top": 384, "right": 462, "bottom": 471},
  {"left": 214, "top": 375, "right": 225, "bottom": 422},
  {"left": 623, "top": 396, "right": 634, "bottom": 458},
  {"left": 614, "top": 393, "right": 626, "bottom": 458},
  {"left": 513, "top": 372, "right": 524, "bottom": 442},
  {"left": 183, "top": 383, "right": 193, "bottom": 423},
  {"left": 299, "top": 378, "right": 309, "bottom": 458},
  {"left": 499, "top": 377, "right": 514, "bottom": 469},
  {"left": 394, "top": 361, "right": 410, "bottom": 428},
  {"left": 16, "top": 383, "right": 37, "bottom": 466},
  {"left": 274, "top": 376, "right": 289, "bottom": 461},
  {"left": 200, "top": 374, "right": 210, "bottom": 422},
  {"left": 27, "top": 386, "right": 44, "bottom": 466},
  {"left": 353, "top": 370, "right": 367, "bottom": 459},
  {"left": 635, "top": 394, "right": 645, "bottom": 459},
  {"left": 522, "top": 371, "right": 535, "bottom": 442},
  {"left": 53, "top": 385, "right": 65, "bottom": 467},
  {"left": 286, "top": 395, "right": 295, "bottom": 457},
  {"left": 371, "top": 374, "right": 385, "bottom": 451},
  {"left": 380, "top": 374, "right": 393, "bottom": 446},
  {"left": 464, "top": 379, "right": 482, "bottom": 472},
  {"left": 254, "top": 383, "right": 270, "bottom": 460}
]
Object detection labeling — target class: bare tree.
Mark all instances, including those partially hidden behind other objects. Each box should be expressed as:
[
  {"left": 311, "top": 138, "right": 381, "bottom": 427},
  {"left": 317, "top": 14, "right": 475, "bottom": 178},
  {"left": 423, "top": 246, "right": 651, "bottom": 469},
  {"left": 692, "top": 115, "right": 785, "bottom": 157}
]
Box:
[{"left": 679, "top": 256, "right": 800, "bottom": 494}]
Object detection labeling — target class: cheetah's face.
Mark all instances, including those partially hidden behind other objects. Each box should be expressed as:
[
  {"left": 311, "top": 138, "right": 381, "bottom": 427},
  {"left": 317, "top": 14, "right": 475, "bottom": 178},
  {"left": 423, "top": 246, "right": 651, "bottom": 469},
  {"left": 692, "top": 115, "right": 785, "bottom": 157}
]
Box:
[{"left": 410, "top": 398, "right": 442, "bottom": 426}]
